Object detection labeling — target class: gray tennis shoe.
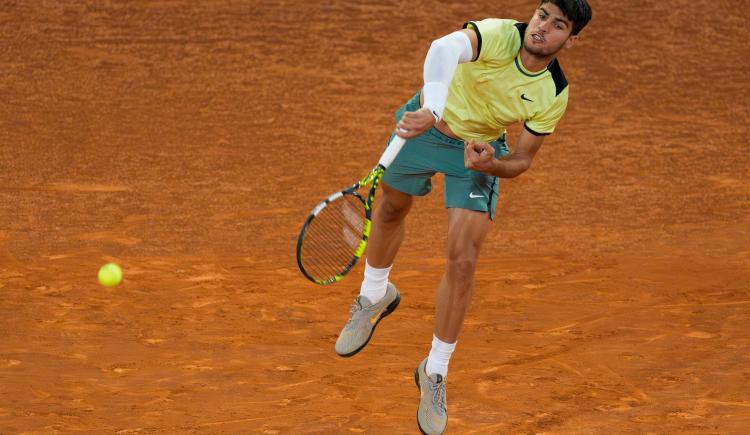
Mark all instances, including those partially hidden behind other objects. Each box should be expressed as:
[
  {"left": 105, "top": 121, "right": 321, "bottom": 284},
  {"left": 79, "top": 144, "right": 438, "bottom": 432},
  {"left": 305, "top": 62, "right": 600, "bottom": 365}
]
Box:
[
  {"left": 415, "top": 357, "right": 448, "bottom": 435},
  {"left": 335, "top": 282, "right": 400, "bottom": 357}
]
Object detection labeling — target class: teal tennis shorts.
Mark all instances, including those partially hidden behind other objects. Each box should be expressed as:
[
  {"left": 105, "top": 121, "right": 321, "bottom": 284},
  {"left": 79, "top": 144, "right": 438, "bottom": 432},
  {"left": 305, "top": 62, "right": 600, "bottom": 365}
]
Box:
[{"left": 383, "top": 91, "right": 509, "bottom": 220}]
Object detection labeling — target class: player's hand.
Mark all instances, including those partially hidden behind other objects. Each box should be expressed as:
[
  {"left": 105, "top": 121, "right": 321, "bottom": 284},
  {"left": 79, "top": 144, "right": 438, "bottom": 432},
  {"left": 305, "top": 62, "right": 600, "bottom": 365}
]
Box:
[
  {"left": 464, "top": 140, "right": 496, "bottom": 174},
  {"left": 395, "top": 107, "right": 436, "bottom": 139}
]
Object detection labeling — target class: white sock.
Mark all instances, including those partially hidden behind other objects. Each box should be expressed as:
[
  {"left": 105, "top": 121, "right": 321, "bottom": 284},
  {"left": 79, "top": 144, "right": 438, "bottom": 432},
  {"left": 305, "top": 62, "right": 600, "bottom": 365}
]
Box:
[
  {"left": 359, "top": 260, "right": 392, "bottom": 305},
  {"left": 426, "top": 335, "right": 457, "bottom": 378}
]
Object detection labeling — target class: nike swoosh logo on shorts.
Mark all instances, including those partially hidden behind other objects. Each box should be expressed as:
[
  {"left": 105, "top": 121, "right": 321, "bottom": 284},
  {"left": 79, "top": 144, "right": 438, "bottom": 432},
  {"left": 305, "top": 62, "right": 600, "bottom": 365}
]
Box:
[{"left": 469, "top": 192, "right": 484, "bottom": 199}]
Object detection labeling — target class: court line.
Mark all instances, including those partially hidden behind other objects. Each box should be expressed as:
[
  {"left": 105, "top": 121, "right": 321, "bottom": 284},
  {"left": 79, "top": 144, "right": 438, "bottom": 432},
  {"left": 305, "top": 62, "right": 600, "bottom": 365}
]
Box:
[
  {"left": 196, "top": 412, "right": 298, "bottom": 427},
  {"left": 654, "top": 300, "right": 750, "bottom": 308},
  {"left": 698, "top": 399, "right": 750, "bottom": 408}
]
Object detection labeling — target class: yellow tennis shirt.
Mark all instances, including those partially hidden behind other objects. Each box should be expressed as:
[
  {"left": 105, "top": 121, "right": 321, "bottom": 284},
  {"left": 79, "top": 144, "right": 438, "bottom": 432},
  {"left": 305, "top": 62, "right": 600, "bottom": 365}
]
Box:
[{"left": 443, "top": 19, "right": 569, "bottom": 142}]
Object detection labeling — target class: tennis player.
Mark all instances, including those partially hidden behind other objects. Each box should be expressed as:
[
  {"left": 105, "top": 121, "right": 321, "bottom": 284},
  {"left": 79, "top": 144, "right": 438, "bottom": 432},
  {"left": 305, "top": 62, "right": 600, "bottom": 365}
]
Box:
[{"left": 335, "top": 1, "right": 592, "bottom": 433}]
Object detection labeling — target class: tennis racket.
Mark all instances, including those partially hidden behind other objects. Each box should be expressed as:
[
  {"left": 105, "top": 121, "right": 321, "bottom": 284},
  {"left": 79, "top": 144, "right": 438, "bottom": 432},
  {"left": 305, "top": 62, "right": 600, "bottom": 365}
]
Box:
[{"left": 296, "top": 133, "right": 407, "bottom": 285}]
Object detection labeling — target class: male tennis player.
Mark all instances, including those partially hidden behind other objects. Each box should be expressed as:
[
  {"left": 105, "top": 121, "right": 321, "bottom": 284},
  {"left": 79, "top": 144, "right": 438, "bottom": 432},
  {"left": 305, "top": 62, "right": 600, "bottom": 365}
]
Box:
[{"left": 335, "top": 1, "right": 591, "bottom": 433}]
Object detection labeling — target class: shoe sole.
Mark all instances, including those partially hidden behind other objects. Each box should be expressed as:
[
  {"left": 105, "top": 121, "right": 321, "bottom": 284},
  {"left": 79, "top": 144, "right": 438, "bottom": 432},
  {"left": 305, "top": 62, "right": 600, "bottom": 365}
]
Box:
[
  {"left": 336, "top": 292, "right": 401, "bottom": 358},
  {"left": 415, "top": 367, "right": 428, "bottom": 435},
  {"left": 414, "top": 364, "right": 446, "bottom": 435}
]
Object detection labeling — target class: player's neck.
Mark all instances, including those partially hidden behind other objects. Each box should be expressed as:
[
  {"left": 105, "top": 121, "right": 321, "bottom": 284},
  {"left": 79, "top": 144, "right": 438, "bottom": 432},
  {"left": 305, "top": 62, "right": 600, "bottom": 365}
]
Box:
[{"left": 519, "top": 47, "right": 553, "bottom": 73}]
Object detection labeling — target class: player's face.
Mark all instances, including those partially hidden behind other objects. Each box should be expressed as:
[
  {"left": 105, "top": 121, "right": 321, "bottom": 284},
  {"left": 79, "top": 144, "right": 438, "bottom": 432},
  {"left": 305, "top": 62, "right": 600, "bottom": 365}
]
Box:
[{"left": 524, "top": 3, "right": 577, "bottom": 57}]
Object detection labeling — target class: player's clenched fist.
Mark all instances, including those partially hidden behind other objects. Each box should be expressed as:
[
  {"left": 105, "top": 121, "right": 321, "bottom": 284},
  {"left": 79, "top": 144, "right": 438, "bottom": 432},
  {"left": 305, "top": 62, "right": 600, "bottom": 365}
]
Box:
[{"left": 464, "top": 140, "right": 495, "bottom": 173}]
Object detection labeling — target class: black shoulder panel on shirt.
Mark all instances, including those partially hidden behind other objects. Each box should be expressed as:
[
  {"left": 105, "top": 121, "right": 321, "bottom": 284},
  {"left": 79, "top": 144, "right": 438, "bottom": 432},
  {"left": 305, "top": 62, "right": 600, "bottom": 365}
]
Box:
[
  {"left": 524, "top": 123, "right": 550, "bottom": 136},
  {"left": 514, "top": 22, "right": 527, "bottom": 41},
  {"left": 462, "top": 21, "right": 482, "bottom": 61},
  {"left": 547, "top": 58, "right": 568, "bottom": 96}
]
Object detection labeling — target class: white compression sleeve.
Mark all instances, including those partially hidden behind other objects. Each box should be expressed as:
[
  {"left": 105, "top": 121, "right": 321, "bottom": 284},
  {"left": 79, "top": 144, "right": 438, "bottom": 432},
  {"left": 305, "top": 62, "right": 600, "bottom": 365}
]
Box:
[{"left": 423, "top": 31, "right": 473, "bottom": 122}]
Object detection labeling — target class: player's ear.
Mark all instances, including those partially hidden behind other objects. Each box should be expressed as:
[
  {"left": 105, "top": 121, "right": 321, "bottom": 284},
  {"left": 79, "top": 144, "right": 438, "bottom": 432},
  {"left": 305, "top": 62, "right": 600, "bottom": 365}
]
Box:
[{"left": 564, "top": 34, "right": 578, "bottom": 49}]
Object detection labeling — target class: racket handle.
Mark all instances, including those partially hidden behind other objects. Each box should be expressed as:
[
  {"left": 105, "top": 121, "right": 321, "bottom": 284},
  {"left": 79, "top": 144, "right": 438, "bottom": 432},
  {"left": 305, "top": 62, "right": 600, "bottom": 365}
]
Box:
[{"left": 378, "top": 134, "right": 406, "bottom": 169}]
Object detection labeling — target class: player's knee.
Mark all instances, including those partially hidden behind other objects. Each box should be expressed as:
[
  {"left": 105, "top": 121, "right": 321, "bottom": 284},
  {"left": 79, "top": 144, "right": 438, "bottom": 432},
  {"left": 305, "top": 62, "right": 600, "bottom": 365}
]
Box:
[
  {"left": 377, "top": 188, "right": 412, "bottom": 223},
  {"left": 377, "top": 200, "right": 409, "bottom": 223},
  {"left": 445, "top": 253, "right": 477, "bottom": 284}
]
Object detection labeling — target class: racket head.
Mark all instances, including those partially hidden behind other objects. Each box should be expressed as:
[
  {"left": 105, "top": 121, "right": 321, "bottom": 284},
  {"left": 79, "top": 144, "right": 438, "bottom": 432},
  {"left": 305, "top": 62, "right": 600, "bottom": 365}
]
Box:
[{"left": 296, "top": 188, "right": 373, "bottom": 285}]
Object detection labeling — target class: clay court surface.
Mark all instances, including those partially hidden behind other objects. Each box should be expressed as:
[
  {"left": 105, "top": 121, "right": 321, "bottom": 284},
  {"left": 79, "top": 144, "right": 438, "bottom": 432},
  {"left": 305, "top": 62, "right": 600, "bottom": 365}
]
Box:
[{"left": 1, "top": 0, "right": 749, "bottom": 433}]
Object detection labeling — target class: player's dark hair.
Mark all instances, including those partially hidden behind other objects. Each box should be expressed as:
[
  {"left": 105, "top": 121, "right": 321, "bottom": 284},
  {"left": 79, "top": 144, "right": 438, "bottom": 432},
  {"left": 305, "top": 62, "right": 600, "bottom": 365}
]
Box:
[{"left": 540, "top": 0, "right": 592, "bottom": 35}]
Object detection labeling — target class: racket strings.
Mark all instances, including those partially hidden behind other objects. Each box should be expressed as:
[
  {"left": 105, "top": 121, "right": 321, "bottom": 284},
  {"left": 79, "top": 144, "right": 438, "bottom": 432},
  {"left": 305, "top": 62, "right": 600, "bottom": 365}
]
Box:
[
  {"left": 303, "top": 212, "right": 363, "bottom": 275},
  {"left": 300, "top": 194, "right": 367, "bottom": 280}
]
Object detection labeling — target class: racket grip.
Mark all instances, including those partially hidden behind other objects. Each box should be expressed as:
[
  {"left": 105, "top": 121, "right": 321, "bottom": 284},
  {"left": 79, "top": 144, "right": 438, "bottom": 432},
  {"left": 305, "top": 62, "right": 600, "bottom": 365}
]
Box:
[{"left": 378, "top": 134, "right": 406, "bottom": 169}]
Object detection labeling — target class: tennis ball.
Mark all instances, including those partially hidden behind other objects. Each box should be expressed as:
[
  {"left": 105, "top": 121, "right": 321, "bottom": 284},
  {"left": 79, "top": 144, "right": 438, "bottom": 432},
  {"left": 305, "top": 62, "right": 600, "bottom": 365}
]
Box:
[{"left": 98, "top": 263, "right": 123, "bottom": 287}]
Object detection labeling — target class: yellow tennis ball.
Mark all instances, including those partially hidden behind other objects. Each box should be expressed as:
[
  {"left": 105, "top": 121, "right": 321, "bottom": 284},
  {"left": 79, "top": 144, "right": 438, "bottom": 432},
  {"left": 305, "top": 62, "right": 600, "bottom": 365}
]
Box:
[{"left": 98, "top": 263, "right": 123, "bottom": 287}]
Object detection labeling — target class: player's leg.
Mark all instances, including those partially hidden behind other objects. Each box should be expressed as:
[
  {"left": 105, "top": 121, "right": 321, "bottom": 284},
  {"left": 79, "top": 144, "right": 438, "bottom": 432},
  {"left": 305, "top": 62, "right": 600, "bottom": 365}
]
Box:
[
  {"left": 334, "top": 183, "right": 413, "bottom": 357},
  {"left": 415, "top": 208, "right": 491, "bottom": 434},
  {"left": 335, "top": 178, "right": 428, "bottom": 358},
  {"left": 352, "top": 183, "right": 413, "bottom": 310},
  {"left": 359, "top": 90, "right": 432, "bottom": 301},
  {"left": 366, "top": 182, "right": 412, "bottom": 268},
  {"left": 424, "top": 137, "right": 505, "bottom": 375},
  {"left": 434, "top": 208, "right": 491, "bottom": 342},
  {"left": 415, "top": 134, "right": 506, "bottom": 434},
  {"left": 336, "top": 92, "right": 436, "bottom": 357}
]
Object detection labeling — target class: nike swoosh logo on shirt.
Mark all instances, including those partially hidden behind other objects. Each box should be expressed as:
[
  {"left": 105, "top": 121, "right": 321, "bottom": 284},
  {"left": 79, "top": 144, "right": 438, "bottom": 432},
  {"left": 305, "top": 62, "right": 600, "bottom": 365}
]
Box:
[
  {"left": 469, "top": 192, "right": 484, "bottom": 199},
  {"left": 521, "top": 93, "right": 534, "bottom": 102}
]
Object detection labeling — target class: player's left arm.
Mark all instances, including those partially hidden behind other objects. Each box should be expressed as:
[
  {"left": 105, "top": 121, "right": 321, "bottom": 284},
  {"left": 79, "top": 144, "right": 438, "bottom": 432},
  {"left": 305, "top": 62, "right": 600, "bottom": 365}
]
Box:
[
  {"left": 466, "top": 85, "right": 568, "bottom": 177},
  {"left": 464, "top": 128, "right": 545, "bottom": 178}
]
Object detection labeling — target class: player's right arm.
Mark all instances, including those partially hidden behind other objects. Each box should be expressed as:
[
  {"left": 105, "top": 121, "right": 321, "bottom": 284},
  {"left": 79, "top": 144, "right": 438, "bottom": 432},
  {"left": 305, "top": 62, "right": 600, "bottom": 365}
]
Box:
[{"left": 396, "top": 28, "right": 478, "bottom": 139}]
